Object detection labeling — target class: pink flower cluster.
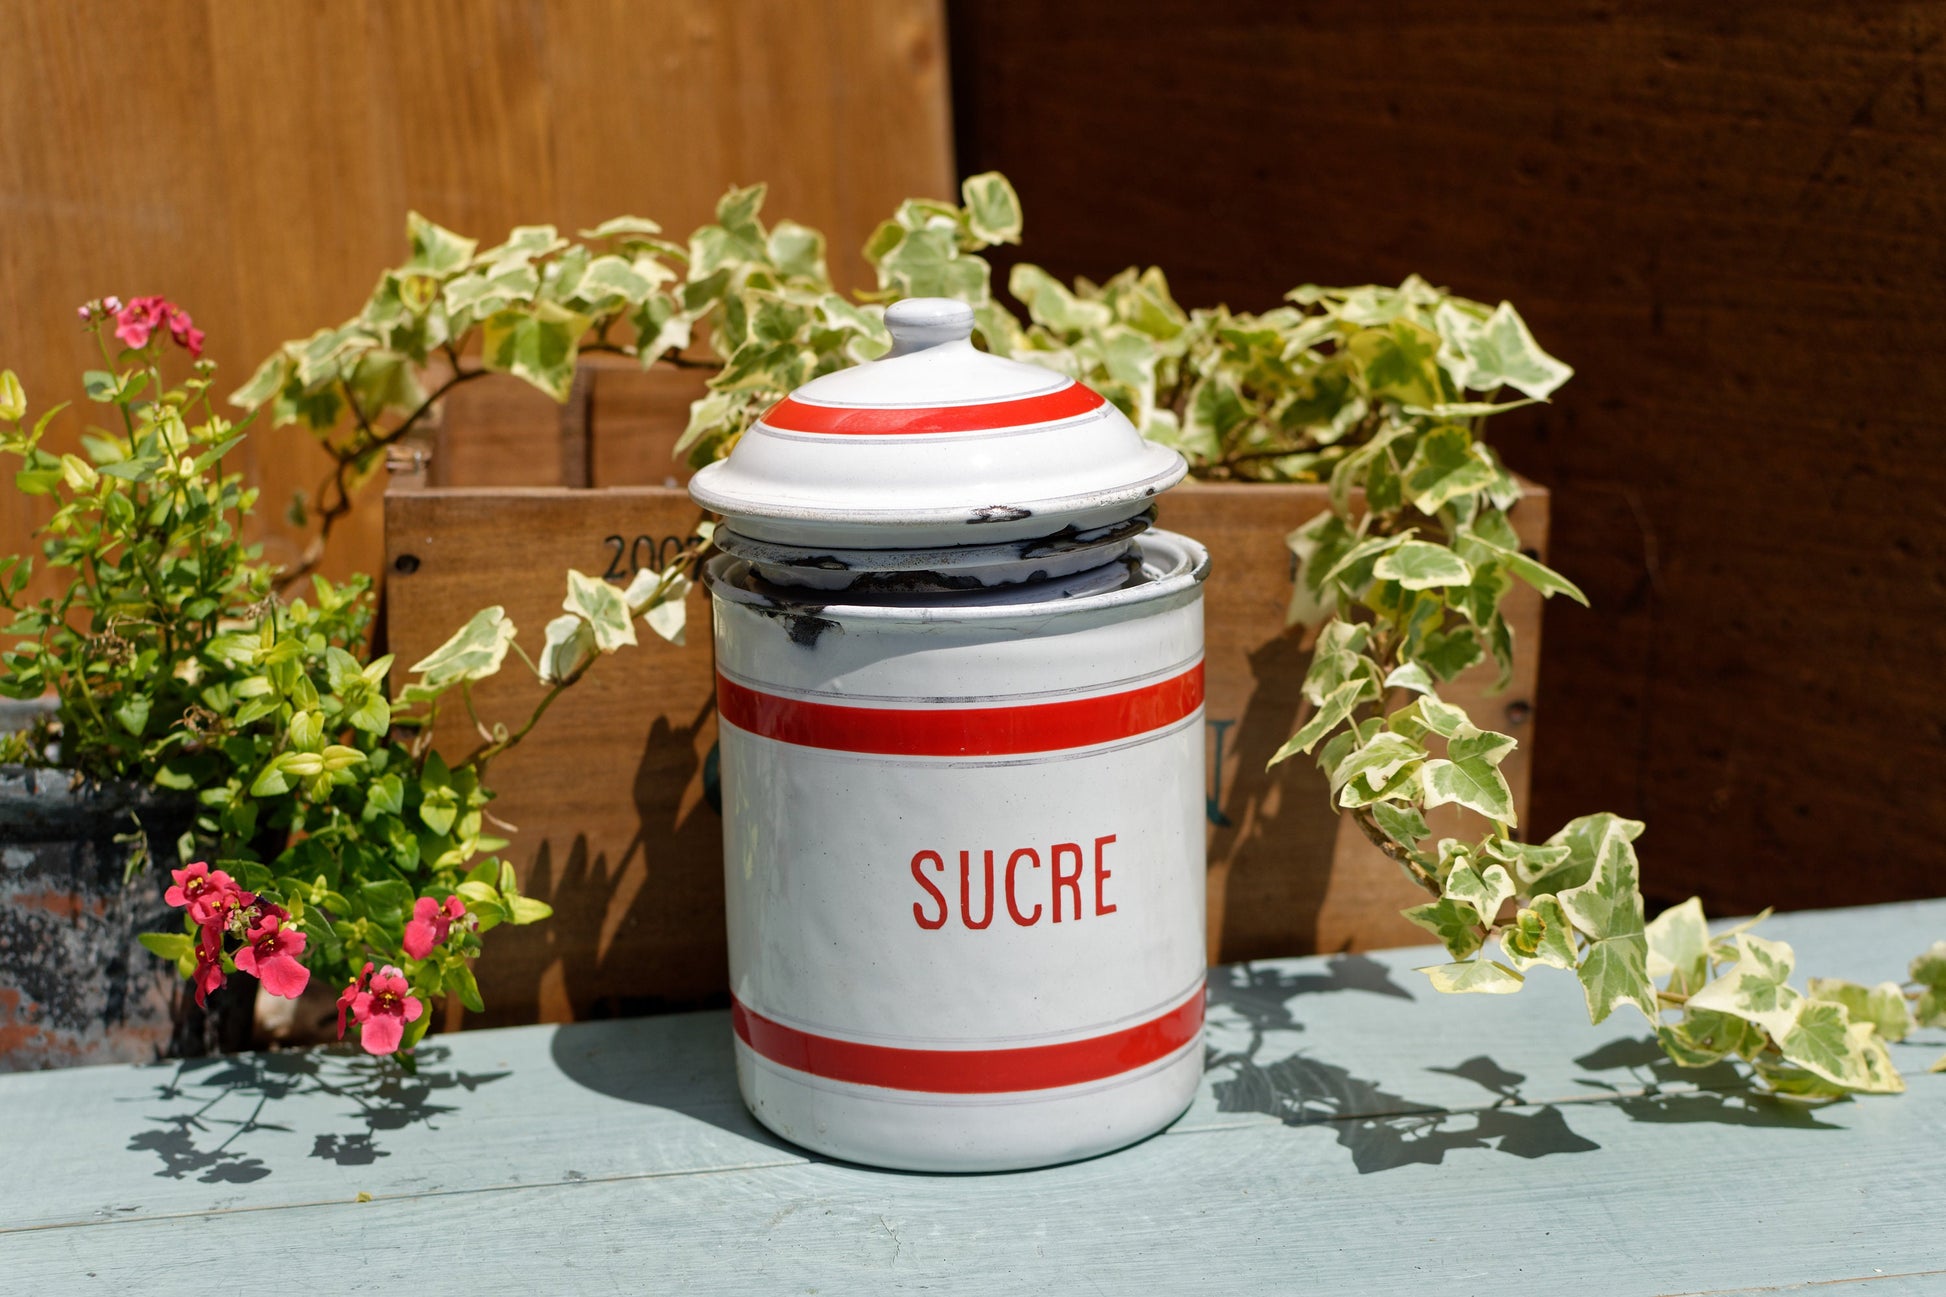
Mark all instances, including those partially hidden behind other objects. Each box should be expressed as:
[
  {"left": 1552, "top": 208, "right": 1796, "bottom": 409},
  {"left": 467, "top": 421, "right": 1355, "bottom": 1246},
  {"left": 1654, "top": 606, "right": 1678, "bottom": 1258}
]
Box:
[
  {"left": 110, "top": 295, "right": 204, "bottom": 358},
  {"left": 337, "top": 963, "right": 424, "bottom": 1055},
  {"left": 163, "top": 861, "right": 310, "bottom": 1006},
  {"left": 403, "top": 894, "right": 467, "bottom": 959}
]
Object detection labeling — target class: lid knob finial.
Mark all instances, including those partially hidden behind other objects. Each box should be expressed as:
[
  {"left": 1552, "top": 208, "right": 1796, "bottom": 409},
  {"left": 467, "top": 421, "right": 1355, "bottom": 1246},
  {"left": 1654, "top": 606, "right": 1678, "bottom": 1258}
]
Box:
[{"left": 883, "top": 298, "right": 975, "bottom": 357}]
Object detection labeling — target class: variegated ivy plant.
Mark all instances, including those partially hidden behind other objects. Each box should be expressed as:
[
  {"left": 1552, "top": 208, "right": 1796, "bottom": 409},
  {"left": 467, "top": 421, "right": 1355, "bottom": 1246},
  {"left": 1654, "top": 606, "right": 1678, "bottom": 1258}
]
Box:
[
  {"left": 234, "top": 173, "right": 1026, "bottom": 573},
  {"left": 237, "top": 173, "right": 1943, "bottom": 1096}
]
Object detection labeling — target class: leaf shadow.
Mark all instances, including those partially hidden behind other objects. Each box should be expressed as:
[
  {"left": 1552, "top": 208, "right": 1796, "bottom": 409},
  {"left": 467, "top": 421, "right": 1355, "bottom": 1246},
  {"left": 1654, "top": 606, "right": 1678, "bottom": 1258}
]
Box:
[
  {"left": 124, "top": 1045, "right": 511, "bottom": 1182},
  {"left": 1205, "top": 960, "right": 1600, "bottom": 1173},
  {"left": 1571, "top": 1036, "right": 1848, "bottom": 1130}
]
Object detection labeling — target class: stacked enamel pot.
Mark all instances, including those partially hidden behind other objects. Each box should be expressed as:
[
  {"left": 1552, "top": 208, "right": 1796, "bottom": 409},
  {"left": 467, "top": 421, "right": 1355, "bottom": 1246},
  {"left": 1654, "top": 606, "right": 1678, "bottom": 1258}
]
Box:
[{"left": 690, "top": 298, "right": 1211, "bottom": 1171}]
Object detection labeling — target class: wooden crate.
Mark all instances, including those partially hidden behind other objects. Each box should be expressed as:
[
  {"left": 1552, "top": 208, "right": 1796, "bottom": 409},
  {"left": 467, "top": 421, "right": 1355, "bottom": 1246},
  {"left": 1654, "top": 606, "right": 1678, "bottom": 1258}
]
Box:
[{"left": 386, "top": 369, "right": 1548, "bottom": 1025}]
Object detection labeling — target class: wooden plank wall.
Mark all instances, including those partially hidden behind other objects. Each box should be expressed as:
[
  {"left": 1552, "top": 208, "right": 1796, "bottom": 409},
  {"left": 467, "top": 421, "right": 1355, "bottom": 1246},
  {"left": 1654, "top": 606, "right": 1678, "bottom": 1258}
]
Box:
[
  {"left": 947, "top": 1, "right": 1946, "bottom": 915},
  {"left": 0, "top": 0, "right": 954, "bottom": 585}
]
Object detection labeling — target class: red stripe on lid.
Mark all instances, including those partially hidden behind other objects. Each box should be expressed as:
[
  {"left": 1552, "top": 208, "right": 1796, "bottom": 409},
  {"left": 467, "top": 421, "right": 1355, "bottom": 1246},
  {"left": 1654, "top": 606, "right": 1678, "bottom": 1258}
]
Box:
[
  {"left": 716, "top": 663, "right": 1204, "bottom": 757},
  {"left": 760, "top": 383, "right": 1105, "bottom": 435}
]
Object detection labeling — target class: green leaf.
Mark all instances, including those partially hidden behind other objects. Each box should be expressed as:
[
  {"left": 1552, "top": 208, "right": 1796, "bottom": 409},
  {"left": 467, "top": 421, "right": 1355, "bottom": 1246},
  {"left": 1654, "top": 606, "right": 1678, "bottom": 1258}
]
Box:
[
  {"left": 1371, "top": 801, "right": 1431, "bottom": 851},
  {"left": 1372, "top": 541, "right": 1473, "bottom": 591},
  {"left": 114, "top": 693, "right": 151, "bottom": 737},
  {"left": 1445, "top": 862, "right": 1513, "bottom": 924},
  {"left": 1909, "top": 941, "right": 1946, "bottom": 1027},
  {"left": 1330, "top": 731, "right": 1425, "bottom": 799},
  {"left": 409, "top": 606, "right": 517, "bottom": 688},
  {"left": 538, "top": 613, "right": 597, "bottom": 685},
  {"left": 1500, "top": 896, "right": 1578, "bottom": 972},
  {"left": 138, "top": 931, "right": 194, "bottom": 961},
  {"left": 1527, "top": 812, "right": 1645, "bottom": 897},
  {"left": 1778, "top": 998, "right": 1904, "bottom": 1094},
  {"left": 1645, "top": 897, "right": 1711, "bottom": 996},
  {"left": 1414, "top": 626, "right": 1486, "bottom": 682},
  {"left": 1269, "top": 678, "right": 1372, "bottom": 767},
  {"left": 1349, "top": 319, "right": 1445, "bottom": 408},
  {"left": 1403, "top": 898, "right": 1484, "bottom": 960},
  {"left": 480, "top": 301, "right": 592, "bottom": 403},
  {"left": 1807, "top": 979, "right": 1912, "bottom": 1043},
  {"left": 563, "top": 569, "right": 636, "bottom": 653},
  {"left": 961, "top": 171, "right": 1024, "bottom": 245},
  {"left": 579, "top": 215, "right": 663, "bottom": 240},
  {"left": 1558, "top": 829, "right": 1657, "bottom": 1025},
  {"left": 1688, "top": 933, "right": 1802, "bottom": 1039},
  {"left": 505, "top": 894, "right": 553, "bottom": 925},
  {"left": 451, "top": 963, "right": 485, "bottom": 1014},
  {"left": 0, "top": 370, "right": 25, "bottom": 422},
  {"left": 1382, "top": 662, "right": 1435, "bottom": 696},
  {"left": 1418, "top": 754, "right": 1515, "bottom": 824},
  {"left": 1657, "top": 1008, "right": 1766, "bottom": 1068},
  {"left": 1418, "top": 960, "right": 1524, "bottom": 995},
  {"left": 1402, "top": 425, "right": 1498, "bottom": 515},
  {"left": 765, "top": 221, "right": 827, "bottom": 282},
  {"left": 1439, "top": 300, "right": 1573, "bottom": 400},
  {"left": 402, "top": 211, "right": 478, "bottom": 276}
]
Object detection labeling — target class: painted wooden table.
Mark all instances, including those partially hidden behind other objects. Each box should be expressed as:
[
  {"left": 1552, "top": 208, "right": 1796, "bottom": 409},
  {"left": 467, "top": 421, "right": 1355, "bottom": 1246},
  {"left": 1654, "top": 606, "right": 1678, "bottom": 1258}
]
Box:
[{"left": 4, "top": 900, "right": 1942, "bottom": 1295}]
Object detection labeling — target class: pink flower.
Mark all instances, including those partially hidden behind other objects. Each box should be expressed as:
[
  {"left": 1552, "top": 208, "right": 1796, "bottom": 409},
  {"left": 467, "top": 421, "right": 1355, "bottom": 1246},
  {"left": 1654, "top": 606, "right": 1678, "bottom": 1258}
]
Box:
[
  {"left": 103, "top": 295, "right": 122, "bottom": 313},
  {"left": 402, "top": 895, "right": 466, "bottom": 960},
  {"left": 113, "top": 295, "right": 166, "bottom": 349},
  {"left": 349, "top": 965, "right": 423, "bottom": 1055},
  {"left": 336, "top": 962, "right": 373, "bottom": 1040},
  {"left": 111, "top": 296, "right": 201, "bottom": 356},
  {"left": 77, "top": 305, "right": 92, "bottom": 323},
  {"left": 232, "top": 913, "right": 310, "bottom": 999},
  {"left": 191, "top": 927, "right": 225, "bottom": 1008},
  {"left": 164, "top": 861, "right": 243, "bottom": 927}
]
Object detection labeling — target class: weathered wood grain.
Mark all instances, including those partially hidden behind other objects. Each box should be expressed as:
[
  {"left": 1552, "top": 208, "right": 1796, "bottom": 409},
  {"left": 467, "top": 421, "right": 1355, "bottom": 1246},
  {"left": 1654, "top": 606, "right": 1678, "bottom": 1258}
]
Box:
[
  {"left": 0, "top": 0, "right": 953, "bottom": 590},
  {"left": 2, "top": 900, "right": 1941, "bottom": 1295},
  {"left": 947, "top": 0, "right": 1946, "bottom": 915}
]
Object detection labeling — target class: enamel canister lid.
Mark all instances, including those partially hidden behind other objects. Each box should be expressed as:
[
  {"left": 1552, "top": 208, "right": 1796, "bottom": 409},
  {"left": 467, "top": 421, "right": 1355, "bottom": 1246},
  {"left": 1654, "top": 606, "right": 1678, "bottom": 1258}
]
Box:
[{"left": 688, "top": 298, "right": 1186, "bottom": 551}]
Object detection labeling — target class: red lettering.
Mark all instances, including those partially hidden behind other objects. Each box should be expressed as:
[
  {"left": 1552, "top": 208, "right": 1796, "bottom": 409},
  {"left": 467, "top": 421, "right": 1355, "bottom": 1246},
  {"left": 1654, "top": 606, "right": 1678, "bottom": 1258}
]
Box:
[
  {"left": 960, "top": 850, "right": 995, "bottom": 930},
  {"left": 911, "top": 850, "right": 947, "bottom": 930},
  {"left": 1005, "top": 848, "right": 1043, "bottom": 925},
  {"left": 1051, "top": 842, "right": 1083, "bottom": 922},
  {"left": 1094, "top": 835, "right": 1117, "bottom": 916}
]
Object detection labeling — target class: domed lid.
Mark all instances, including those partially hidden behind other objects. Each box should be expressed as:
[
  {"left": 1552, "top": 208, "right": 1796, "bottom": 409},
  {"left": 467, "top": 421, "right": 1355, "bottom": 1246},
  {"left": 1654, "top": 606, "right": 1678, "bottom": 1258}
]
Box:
[{"left": 688, "top": 298, "right": 1186, "bottom": 550}]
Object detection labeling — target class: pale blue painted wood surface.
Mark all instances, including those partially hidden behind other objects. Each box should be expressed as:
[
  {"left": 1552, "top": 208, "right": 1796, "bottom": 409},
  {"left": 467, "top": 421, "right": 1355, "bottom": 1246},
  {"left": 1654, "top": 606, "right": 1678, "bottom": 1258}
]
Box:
[{"left": 2, "top": 900, "right": 1942, "bottom": 1295}]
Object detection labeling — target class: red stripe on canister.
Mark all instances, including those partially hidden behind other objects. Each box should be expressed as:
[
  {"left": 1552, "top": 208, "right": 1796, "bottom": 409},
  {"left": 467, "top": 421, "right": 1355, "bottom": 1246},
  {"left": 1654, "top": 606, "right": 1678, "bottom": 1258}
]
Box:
[
  {"left": 760, "top": 383, "right": 1105, "bottom": 435},
  {"left": 732, "top": 987, "right": 1205, "bottom": 1094},
  {"left": 716, "top": 663, "right": 1204, "bottom": 757}
]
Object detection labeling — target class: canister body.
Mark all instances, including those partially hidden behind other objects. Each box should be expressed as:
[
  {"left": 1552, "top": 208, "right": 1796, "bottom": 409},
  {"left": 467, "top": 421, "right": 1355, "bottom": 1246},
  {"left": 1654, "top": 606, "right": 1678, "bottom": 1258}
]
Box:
[{"left": 708, "top": 532, "right": 1209, "bottom": 1171}]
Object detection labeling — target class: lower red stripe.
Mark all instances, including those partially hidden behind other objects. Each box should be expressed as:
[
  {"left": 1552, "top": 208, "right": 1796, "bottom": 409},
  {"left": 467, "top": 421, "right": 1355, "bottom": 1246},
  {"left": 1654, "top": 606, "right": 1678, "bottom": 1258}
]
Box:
[
  {"left": 761, "top": 383, "right": 1106, "bottom": 435},
  {"left": 731, "top": 988, "right": 1205, "bottom": 1094},
  {"left": 717, "top": 663, "right": 1204, "bottom": 757}
]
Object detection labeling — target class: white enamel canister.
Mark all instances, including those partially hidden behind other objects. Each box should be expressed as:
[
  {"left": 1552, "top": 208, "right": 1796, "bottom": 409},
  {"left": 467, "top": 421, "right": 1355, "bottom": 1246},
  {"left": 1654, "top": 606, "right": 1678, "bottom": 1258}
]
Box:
[{"left": 691, "top": 299, "right": 1210, "bottom": 1171}]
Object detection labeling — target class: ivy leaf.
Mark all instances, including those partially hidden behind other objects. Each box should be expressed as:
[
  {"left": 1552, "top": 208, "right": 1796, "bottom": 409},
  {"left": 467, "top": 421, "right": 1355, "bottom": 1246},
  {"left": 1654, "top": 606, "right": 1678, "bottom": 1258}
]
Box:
[
  {"left": 1657, "top": 1008, "right": 1767, "bottom": 1068},
  {"left": 563, "top": 570, "right": 636, "bottom": 654},
  {"left": 1268, "top": 677, "right": 1373, "bottom": 766},
  {"left": 1330, "top": 731, "right": 1425, "bottom": 798},
  {"left": 1527, "top": 812, "right": 1645, "bottom": 897},
  {"left": 961, "top": 171, "right": 1024, "bottom": 245},
  {"left": 1415, "top": 626, "right": 1486, "bottom": 681},
  {"left": 1909, "top": 941, "right": 1946, "bottom": 1028},
  {"left": 402, "top": 211, "right": 477, "bottom": 276},
  {"left": 766, "top": 221, "right": 827, "bottom": 282},
  {"left": 1445, "top": 862, "right": 1514, "bottom": 924},
  {"left": 480, "top": 301, "right": 592, "bottom": 403},
  {"left": 1500, "top": 897, "right": 1578, "bottom": 972},
  {"left": 1439, "top": 300, "right": 1573, "bottom": 400},
  {"left": 1417, "top": 960, "right": 1524, "bottom": 995},
  {"left": 579, "top": 215, "right": 663, "bottom": 240},
  {"left": 1481, "top": 836, "right": 1572, "bottom": 890},
  {"left": 1403, "top": 898, "right": 1484, "bottom": 960},
  {"left": 1372, "top": 540, "right": 1474, "bottom": 591},
  {"left": 1383, "top": 662, "right": 1435, "bottom": 696},
  {"left": 1645, "top": 896, "right": 1711, "bottom": 996},
  {"left": 1402, "top": 424, "right": 1499, "bottom": 514},
  {"left": 1558, "top": 831, "right": 1657, "bottom": 1025},
  {"left": 1418, "top": 754, "right": 1516, "bottom": 824},
  {"left": 1372, "top": 801, "right": 1431, "bottom": 851},
  {"left": 1778, "top": 999, "right": 1905, "bottom": 1094},
  {"left": 409, "top": 606, "right": 517, "bottom": 689},
  {"left": 1807, "top": 979, "right": 1913, "bottom": 1043},
  {"left": 1349, "top": 319, "right": 1445, "bottom": 407},
  {"left": 1688, "top": 933, "right": 1802, "bottom": 1040},
  {"left": 538, "top": 614, "right": 597, "bottom": 686}
]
